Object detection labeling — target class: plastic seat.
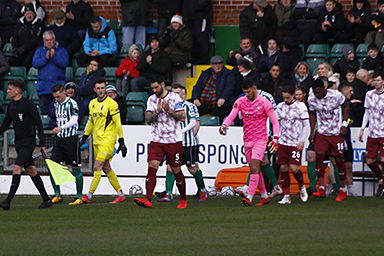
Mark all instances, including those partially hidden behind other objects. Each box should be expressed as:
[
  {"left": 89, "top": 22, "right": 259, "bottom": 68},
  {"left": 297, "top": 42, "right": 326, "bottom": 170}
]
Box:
[
  {"left": 26, "top": 80, "right": 37, "bottom": 98},
  {"left": 305, "top": 58, "right": 326, "bottom": 75},
  {"left": 200, "top": 116, "right": 220, "bottom": 126},
  {"left": 3, "top": 66, "right": 26, "bottom": 80},
  {"left": 356, "top": 43, "right": 369, "bottom": 58},
  {"left": 126, "top": 105, "right": 145, "bottom": 124},
  {"left": 65, "top": 67, "right": 73, "bottom": 81},
  {"left": 74, "top": 67, "right": 86, "bottom": 81},
  {"left": 2, "top": 43, "right": 13, "bottom": 57},
  {"left": 104, "top": 67, "right": 118, "bottom": 83},
  {"left": 40, "top": 114, "right": 51, "bottom": 128},
  {"left": 305, "top": 44, "right": 329, "bottom": 59},
  {"left": 27, "top": 67, "right": 38, "bottom": 80},
  {"left": 125, "top": 92, "right": 148, "bottom": 105},
  {"left": 330, "top": 44, "right": 354, "bottom": 58}
]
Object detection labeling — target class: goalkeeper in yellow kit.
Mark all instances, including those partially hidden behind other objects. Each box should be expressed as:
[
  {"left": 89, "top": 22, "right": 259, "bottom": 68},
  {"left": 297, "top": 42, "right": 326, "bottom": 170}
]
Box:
[{"left": 80, "top": 78, "right": 128, "bottom": 204}]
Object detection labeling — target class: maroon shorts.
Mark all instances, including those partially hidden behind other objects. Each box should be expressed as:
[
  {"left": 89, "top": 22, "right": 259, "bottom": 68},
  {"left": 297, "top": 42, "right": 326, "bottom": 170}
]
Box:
[
  {"left": 148, "top": 141, "right": 183, "bottom": 167},
  {"left": 366, "top": 137, "right": 384, "bottom": 159},
  {"left": 276, "top": 144, "right": 302, "bottom": 165},
  {"left": 315, "top": 133, "right": 344, "bottom": 158}
]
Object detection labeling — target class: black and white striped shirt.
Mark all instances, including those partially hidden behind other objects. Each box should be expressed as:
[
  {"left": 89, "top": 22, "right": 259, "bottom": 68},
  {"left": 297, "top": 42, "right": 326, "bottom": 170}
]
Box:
[{"left": 54, "top": 97, "right": 79, "bottom": 138}]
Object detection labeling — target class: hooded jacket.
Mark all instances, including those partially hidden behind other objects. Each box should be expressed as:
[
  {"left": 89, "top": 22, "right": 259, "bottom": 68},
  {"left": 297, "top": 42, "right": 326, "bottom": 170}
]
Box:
[
  {"left": 119, "top": 0, "right": 149, "bottom": 26},
  {"left": 65, "top": 0, "right": 93, "bottom": 30},
  {"left": 77, "top": 67, "right": 106, "bottom": 100},
  {"left": 12, "top": 15, "right": 43, "bottom": 57}
]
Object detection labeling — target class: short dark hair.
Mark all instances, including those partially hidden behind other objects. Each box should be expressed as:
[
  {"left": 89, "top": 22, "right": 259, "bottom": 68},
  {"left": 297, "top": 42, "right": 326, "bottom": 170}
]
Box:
[
  {"left": 372, "top": 72, "right": 384, "bottom": 79},
  {"left": 171, "top": 83, "right": 186, "bottom": 93},
  {"left": 51, "top": 84, "right": 64, "bottom": 93},
  {"left": 281, "top": 85, "right": 296, "bottom": 95},
  {"left": 8, "top": 79, "right": 25, "bottom": 92},
  {"left": 311, "top": 78, "right": 325, "bottom": 89},
  {"left": 345, "top": 69, "right": 356, "bottom": 75},
  {"left": 150, "top": 76, "right": 166, "bottom": 84},
  {"left": 368, "top": 44, "right": 379, "bottom": 52},
  {"left": 241, "top": 78, "right": 257, "bottom": 90},
  {"left": 94, "top": 77, "right": 107, "bottom": 87},
  {"left": 270, "top": 64, "right": 281, "bottom": 70},
  {"left": 339, "top": 82, "right": 353, "bottom": 92},
  {"left": 90, "top": 16, "right": 102, "bottom": 24}
]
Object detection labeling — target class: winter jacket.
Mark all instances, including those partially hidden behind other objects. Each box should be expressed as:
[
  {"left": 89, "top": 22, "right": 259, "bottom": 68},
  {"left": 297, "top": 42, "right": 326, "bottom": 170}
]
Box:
[
  {"left": 65, "top": 0, "right": 93, "bottom": 30},
  {"left": 136, "top": 48, "right": 172, "bottom": 81},
  {"left": 362, "top": 54, "right": 384, "bottom": 73},
  {"left": 192, "top": 67, "right": 237, "bottom": 102},
  {"left": 77, "top": 68, "right": 106, "bottom": 100},
  {"left": 20, "top": 0, "right": 45, "bottom": 23},
  {"left": 83, "top": 16, "right": 117, "bottom": 56},
  {"left": 274, "top": 0, "right": 294, "bottom": 28},
  {"left": 115, "top": 57, "right": 140, "bottom": 78},
  {"left": 119, "top": 0, "right": 149, "bottom": 26},
  {"left": 158, "top": 0, "right": 182, "bottom": 18},
  {"left": 257, "top": 50, "right": 284, "bottom": 73},
  {"left": 235, "top": 70, "right": 259, "bottom": 97},
  {"left": 258, "top": 72, "right": 293, "bottom": 103},
  {"left": 333, "top": 57, "right": 360, "bottom": 79},
  {"left": 227, "top": 46, "right": 261, "bottom": 67},
  {"left": 12, "top": 16, "right": 43, "bottom": 58},
  {"left": 0, "top": 51, "right": 10, "bottom": 76},
  {"left": 317, "top": 8, "right": 346, "bottom": 34},
  {"left": 346, "top": 0, "right": 372, "bottom": 34},
  {"left": 159, "top": 24, "right": 193, "bottom": 65},
  {"left": 182, "top": 0, "right": 211, "bottom": 20},
  {"left": 48, "top": 22, "right": 81, "bottom": 56},
  {"left": 291, "top": 73, "right": 314, "bottom": 94},
  {"left": 0, "top": 0, "right": 21, "bottom": 42},
  {"left": 32, "top": 46, "right": 69, "bottom": 96}
]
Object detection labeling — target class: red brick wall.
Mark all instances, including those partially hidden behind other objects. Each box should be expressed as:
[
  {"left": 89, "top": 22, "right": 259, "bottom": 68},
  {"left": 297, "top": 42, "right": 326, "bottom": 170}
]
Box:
[{"left": 18, "top": 0, "right": 377, "bottom": 26}]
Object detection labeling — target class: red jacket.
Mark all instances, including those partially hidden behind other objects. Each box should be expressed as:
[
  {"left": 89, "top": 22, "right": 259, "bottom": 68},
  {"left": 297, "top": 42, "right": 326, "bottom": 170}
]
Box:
[{"left": 115, "top": 57, "right": 140, "bottom": 78}]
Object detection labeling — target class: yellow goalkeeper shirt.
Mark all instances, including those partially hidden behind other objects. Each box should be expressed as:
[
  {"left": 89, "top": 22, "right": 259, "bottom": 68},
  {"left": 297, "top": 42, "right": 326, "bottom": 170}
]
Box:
[{"left": 84, "top": 96, "right": 124, "bottom": 145}]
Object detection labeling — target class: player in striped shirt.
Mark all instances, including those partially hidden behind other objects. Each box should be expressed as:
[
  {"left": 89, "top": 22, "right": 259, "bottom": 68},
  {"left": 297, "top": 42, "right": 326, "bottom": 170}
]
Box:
[
  {"left": 157, "top": 84, "right": 208, "bottom": 202},
  {"left": 49, "top": 84, "right": 84, "bottom": 205}
]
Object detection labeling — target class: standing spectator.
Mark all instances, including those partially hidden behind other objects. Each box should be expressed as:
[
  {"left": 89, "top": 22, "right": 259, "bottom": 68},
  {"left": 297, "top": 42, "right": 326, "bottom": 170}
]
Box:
[
  {"left": 346, "top": 0, "right": 372, "bottom": 44},
  {"left": 313, "top": 0, "right": 347, "bottom": 43},
  {"left": 0, "top": 50, "right": 10, "bottom": 77},
  {"left": 295, "top": 0, "right": 324, "bottom": 14},
  {"left": 274, "top": 0, "right": 295, "bottom": 40},
  {"left": 159, "top": 14, "right": 193, "bottom": 67},
  {"left": 333, "top": 45, "right": 360, "bottom": 80},
  {"left": 350, "top": 68, "right": 371, "bottom": 126},
  {"left": 0, "top": 0, "right": 21, "bottom": 46},
  {"left": 132, "top": 36, "right": 172, "bottom": 92},
  {"left": 48, "top": 10, "right": 81, "bottom": 58},
  {"left": 119, "top": 0, "right": 148, "bottom": 50},
  {"left": 256, "top": 37, "right": 284, "bottom": 73},
  {"left": 21, "top": 0, "right": 45, "bottom": 23},
  {"left": 9, "top": 3, "right": 43, "bottom": 70},
  {"left": 157, "top": 0, "right": 182, "bottom": 35},
  {"left": 361, "top": 44, "right": 384, "bottom": 73},
  {"left": 32, "top": 30, "right": 69, "bottom": 115},
  {"left": 61, "top": 0, "right": 93, "bottom": 40},
  {"left": 191, "top": 56, "right": 236, "bottom": 122},
  {"left": 227, "top": 37, "right": 261, "bottom": 68},
  {"left": 291, "top": 61, "right": 314, "bottom": 94},
  {"left": 182, "top": 0, "right": 212, "bottom": 64},
  {"left": 77, "top": 59, "right": 105, "bottom": 116},
  {"left": 364, "top": 1, "right": 384, "bottom": 49},
  {"left": 115, "top": 44, "right": 140, "bottom": 96},
  {"left": 106, "top": 85, "right": 127, "bottom": 125},
  {"left": 76, "top": 16, "right": 117, "bottom": 67},
  {"left": 281, "top": 37, "right": 302, "bottom": 73},
  {"left": 289, "top": 1, "right": 319, "bottom": 46},
  {"left": 240, "top": 0, "right": 277, "bottom": 47}
]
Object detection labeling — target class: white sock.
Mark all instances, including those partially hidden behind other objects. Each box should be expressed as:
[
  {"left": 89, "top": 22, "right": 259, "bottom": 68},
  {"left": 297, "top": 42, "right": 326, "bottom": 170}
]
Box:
[
  {"left": 246, "top": 194, "right": 253, "bottom": 202},
  {"left": 87, "top": 192, "right": 93, "bottom": 199},
  {"left": 261, "top": 192, "right": 268, "bottom": 198},
  {"left": 117, "top": 190, "right": 124, "bottom": 196},
  {"left": 340, "top": 186, "right": 347, "bottom": 192}
]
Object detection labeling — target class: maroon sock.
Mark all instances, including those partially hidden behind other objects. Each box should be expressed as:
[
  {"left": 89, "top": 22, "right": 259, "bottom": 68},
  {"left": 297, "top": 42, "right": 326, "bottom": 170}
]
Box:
[
  {"left": 335, "top": 158, "right": 346, "bottom": 187},
  {"left": 316, "top": 154, "right": 326, "bottom": 187},
  {"left": 280, "top": 171, "right": 290, "bottom": 195},
  {"left": 368, "top": 162, "right": 383, "bottom": 180},
  {"left": 293, "top": 170, "right": 304, "bottom": 188},
  {"left": 145, "top": 167, "right": 157, "bottom": 201},
  {"left": 174, "top": 171, "right": 186, "bottom": 200}
]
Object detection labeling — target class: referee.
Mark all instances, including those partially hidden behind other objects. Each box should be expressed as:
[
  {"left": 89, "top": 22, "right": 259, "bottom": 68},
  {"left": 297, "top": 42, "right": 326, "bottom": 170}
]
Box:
[
  {"left": 49, "top": 84, "right": 84, "bottom": 205},
  {"left": 0, "top": 80, "right": 52, "bottom": 210}
]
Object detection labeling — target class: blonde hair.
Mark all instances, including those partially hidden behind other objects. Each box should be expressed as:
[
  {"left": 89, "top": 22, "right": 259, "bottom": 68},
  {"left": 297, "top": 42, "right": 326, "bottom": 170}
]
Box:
[
  {"left": 128, "top": 44, "right": 140, "bottom": 59},
  {"left": 294, "top": 61, "right": 309, "bottom": 73}
]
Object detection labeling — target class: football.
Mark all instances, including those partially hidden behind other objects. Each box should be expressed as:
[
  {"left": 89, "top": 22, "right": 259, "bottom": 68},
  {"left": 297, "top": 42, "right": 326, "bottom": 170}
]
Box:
[
  {"left": 220, "top": 186, "right": 235, "bottom": 196},
  {"left": 207, "top": 186, "right": 218, "bottom": 196},
  {"left": 129, "top": 184, "right": 143, "bottom": 195}
]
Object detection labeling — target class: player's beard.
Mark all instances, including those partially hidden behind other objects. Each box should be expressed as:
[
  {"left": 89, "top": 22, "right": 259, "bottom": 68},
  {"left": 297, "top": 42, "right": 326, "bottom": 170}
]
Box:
[{"left": 156, "top": 87, "right": 163, "bottom": 97}]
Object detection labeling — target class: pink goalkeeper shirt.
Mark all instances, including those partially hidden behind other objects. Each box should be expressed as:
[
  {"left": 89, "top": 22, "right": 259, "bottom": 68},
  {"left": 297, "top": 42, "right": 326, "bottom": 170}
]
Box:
[{"left": 223, "top": 94, "right": 279, "bottom": 147}]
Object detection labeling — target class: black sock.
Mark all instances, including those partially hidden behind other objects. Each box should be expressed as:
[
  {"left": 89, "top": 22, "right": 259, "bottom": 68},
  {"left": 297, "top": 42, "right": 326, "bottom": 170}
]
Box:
[
  {"left": 31, "top": 174, "right": 49, "bottom": 201},
  {"left": 6, "top": 174, "right": 21, "bottom": 203}
]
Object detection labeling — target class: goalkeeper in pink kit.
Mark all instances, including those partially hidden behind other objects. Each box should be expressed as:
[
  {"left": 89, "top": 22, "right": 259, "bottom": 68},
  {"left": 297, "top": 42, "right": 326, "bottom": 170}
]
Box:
[{"left": 219, "top": 79, "right": 280, "bottom": 206}]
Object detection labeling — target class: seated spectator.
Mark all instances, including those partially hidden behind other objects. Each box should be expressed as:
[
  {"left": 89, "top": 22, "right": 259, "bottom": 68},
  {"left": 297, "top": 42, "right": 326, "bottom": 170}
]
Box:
[
  {"left": 333, "top": 45, "right": 360, "bottom": 79},
  {"left": 119, "top": 0, "right": 148, "bottom": 49},
  {"left": 159, "top": 14, "right": 193, "bottom": 67},
  {"left": 132, "top": 36, "right": 172, "bottom": 92},
  {"left": 273, "top": 0, "right": 295, "bottom": 40},
  {"left": 157, "top": 0, "right": 182, "bottom": 35},
  {"left": 327, "top": 73, "right": 340, "bottom": 89},
  {"left": 235, "top": 57, "right": 259, "bottom": 97},
  {"left": 313, "top": 61, "right": 334, "bottom": 79},
  {"left": 227, "top": 37, "right": 261, "bottom": 68},
  {"left": 350, "top": 68, "right": 371, "bottom": 126},
  {"left": 76, "top": 59, "right": 105, "bottom": 115},
  {"left": 0, "top": 0, "right": 21, "bottom": 46},
  {"left": 361, "top": 44, "right": 384, "bottom": 73},
  {"left": 32, "top": 30, "right": 69, "bottom": 114},
  {"left": 48, "top": 10, "right": 82, "bottom": 58},
  {"left": 76, "top": 16, "right": 117, "bottom": 67},
  {"left": 256, "top": 37, "right": 284, "bottom": 73},
  {"left": 106, "top": 85, "right": 127, "bottom": 125},
  {"left": 115, "top": 44, "right": 140, "bottom": 96},
  {"left": 9, "top": 3, "right": 43, "bottom": 70},
  {"left": 343, "top": 69, "right": 357, "bottom": 85},
  {"left": 191, "top": 56, "right": 236, "bottom": 122},
  {"left": 346, "top": 0, "right": 372, "bottom": 44},
  {"left": 313, "top": 0, "right": 347, "bottom": 43},
  {"left": 365, "top": 1, "right": 384, "bottom": 49},
  {"left": 21, "top": 0, "right": 45, "bottom": 23},
  {"left": 291, "top": 61, "right": 314, "bottom": 94},
  {"left": 294, "top": 87, "right": 307, "bottom": 103},
  {"left": 0, "top": 51, "right": 10, "bottom": 77},
  {"left": 61, "top": 0, "right": 93, "bottom": 40},
  {"left": 239, "top": 0, "right": 277, "bottom": 46},
  {"left": 281, "top": 36, "right": 302, "bottom": 73},
  {"left": 258, "top": 63, "right": 293, "bottom": 103}
]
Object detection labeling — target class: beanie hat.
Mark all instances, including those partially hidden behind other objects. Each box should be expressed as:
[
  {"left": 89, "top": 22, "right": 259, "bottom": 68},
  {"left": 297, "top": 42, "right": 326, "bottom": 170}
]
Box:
[
  {"left": 171, "top": 14, "right": 183, "bottom": 25},
  {"left": 237, "top": 57, "right": 253, "bottom": 70},
  {"left": 106, "top": 84, "right": 117, "bottom": 92},
  {"left": 342, "top": 45, "right": 354, "bottom": 58},
  {"left": 23, "top": 3, "right": 36, "bottom": 14}
]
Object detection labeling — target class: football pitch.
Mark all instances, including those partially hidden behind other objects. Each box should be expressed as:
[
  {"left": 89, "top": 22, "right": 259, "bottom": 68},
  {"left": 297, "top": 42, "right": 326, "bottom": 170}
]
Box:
[{"left": 0, "top": 195, "right": 383, "bottom": 256}]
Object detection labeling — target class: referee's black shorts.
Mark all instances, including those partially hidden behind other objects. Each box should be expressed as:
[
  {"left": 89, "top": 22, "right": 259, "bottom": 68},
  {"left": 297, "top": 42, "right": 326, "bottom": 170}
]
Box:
[
  {"left": 15, "top": 138, "right": 35, "bottom": 168},
  {"left": 182, "top": 145, "right": 199, "bottom": 167},
  {"left": 51, "top": 135, "right": 81, "bottom": 167}
]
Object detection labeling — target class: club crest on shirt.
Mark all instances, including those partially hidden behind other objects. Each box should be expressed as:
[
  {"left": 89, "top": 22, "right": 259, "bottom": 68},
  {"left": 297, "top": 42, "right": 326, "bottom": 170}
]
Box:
[
  {"left": 101, "top": 105, "right": 104, "bottom": 111},
  {"left": 18, "top": 113, "right": 23, "bottom": 122}
]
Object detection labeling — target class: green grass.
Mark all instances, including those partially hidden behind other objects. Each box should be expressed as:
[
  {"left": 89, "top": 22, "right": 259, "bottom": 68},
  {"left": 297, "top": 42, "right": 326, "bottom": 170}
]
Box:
[{"left": 0, "top": 195, "right": 383, "bottom": 256}]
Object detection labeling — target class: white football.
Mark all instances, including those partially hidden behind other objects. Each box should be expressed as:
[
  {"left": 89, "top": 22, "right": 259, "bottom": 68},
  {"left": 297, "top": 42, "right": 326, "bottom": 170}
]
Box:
[
  {"left": 129, "top": 184, "right": 143, "bottom": 195},
  {"left": 220, "top": 186, "right": 235, "bottom": 196},
  {"left": 207, "top": 186, "right": 218, "bottom": 196}
]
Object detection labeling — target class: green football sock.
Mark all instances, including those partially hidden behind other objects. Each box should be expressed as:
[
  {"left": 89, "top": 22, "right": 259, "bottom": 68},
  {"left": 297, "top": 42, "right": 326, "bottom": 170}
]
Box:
[
  {"left": 261, "top": 164, "right": 278, "bottom": 187},
  {"left": 308, "top": 161, "right": 317, "bottom": 190},
  {"left": 165, "top": 171, "right": 175, "bottom": 194},
  {"left": 333, "top": 165, "right": 340, "bottom": 192},
  {"left": 72, "top": 168, "right": 84, "bottom": 198},
  {"left": 193, "top": 170, "right": 206, "bottom": 191},
  {"left": 49, "top": 175, "right": 61, "bottom": 197},
  {"left": 245, "top": 173, "right": 250, "bottom": 186}
]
